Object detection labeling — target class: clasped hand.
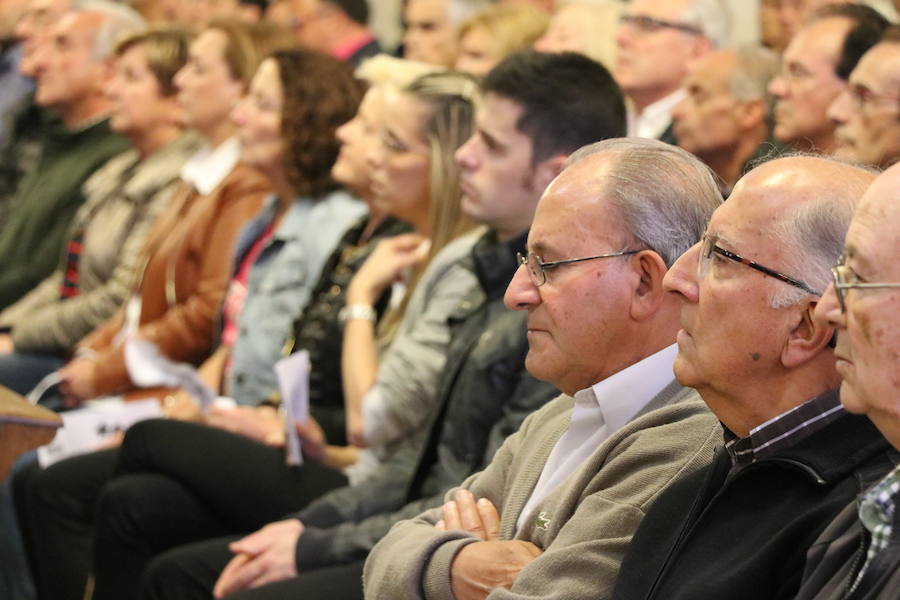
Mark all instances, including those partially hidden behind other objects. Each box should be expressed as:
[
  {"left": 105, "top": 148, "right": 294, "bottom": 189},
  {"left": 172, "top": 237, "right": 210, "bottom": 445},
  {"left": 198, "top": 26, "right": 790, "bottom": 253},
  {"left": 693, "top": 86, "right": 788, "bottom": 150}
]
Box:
[
  {"left": 437, "top": 490, "right": 542, "bottom": 600},
  {"left": 213, "top": 519, "right": 303, "bottom": 598}
]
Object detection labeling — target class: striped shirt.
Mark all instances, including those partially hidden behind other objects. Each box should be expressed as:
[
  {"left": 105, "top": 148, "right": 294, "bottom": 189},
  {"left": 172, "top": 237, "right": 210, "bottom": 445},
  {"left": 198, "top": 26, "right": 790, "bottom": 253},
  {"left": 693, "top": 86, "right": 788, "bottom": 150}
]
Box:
[{"left": 724, "top": 390, "right": 844, "bottom": 466}]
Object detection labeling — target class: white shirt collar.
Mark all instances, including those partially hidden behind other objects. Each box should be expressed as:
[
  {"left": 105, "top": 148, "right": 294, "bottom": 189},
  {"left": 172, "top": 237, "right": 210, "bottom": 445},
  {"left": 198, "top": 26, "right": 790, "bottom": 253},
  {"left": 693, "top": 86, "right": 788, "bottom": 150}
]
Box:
[
  {"left": 515, "top": 343, "right": 679, "bottom": 535},
  {"left": 572, "top": 343, "right": 680, "bottom": 435},
  {"left": 626, "top": 89, "right": 686, "bottom": 139},
  {"left": 180, "top": 136, "right": 241, "bottom": 195}
]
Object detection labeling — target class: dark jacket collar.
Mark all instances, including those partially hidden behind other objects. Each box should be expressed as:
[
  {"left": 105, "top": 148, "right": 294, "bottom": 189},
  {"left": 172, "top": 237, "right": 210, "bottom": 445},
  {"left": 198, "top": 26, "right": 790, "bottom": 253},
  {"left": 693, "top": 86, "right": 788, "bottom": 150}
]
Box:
[
  {"left": 732, "top": 407, "right": 891, "bottom": 486},
  {"left": 471, "top": 229, "right": 527, "bottom": 300}
]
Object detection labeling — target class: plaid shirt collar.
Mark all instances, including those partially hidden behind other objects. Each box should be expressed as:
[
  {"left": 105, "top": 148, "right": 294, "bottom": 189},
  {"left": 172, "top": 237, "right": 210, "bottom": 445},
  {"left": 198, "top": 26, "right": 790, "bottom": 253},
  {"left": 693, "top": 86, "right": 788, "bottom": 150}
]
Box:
[
  {"left": 723, "top": 389, "right": 844, "bottom": 466},
  {"left": 853, "top": 463, "right": 900, "bottom": 591}
]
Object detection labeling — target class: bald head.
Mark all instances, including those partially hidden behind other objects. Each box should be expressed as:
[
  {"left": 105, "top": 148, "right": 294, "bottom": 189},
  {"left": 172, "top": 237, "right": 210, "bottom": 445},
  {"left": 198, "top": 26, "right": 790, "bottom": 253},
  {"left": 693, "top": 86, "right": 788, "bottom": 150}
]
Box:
[
  {"left": 663, "top": 155, "right": 874, "bottom": 433},
  {"left": 812, "top": 160, "right": 900, "bottom": 446},
  {"left": 732, "top": 156, "right": 875, "bottom": 306}
]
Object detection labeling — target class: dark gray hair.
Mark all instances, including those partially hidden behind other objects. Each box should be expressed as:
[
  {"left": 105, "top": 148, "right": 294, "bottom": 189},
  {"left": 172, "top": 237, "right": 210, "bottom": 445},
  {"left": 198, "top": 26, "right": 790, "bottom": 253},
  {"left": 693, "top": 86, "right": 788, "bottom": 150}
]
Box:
[{"left": 566, "top": 137, "right": 723, "bottom": 267}]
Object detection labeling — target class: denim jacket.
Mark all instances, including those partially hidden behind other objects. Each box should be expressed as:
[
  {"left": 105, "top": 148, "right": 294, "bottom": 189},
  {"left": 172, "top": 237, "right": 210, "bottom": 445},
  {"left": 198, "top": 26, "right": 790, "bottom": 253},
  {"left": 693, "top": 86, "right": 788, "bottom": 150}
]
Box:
[{"left": 226, "top": 190, "right": 366, "bottom": 404}]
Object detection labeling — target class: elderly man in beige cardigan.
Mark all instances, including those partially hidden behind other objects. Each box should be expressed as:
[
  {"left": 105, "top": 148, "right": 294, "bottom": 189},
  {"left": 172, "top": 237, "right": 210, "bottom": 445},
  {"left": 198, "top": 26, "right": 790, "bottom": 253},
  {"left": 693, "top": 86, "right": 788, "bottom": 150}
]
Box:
[{"left": 363, "top": 138, "right": 723, "bottom": 600}]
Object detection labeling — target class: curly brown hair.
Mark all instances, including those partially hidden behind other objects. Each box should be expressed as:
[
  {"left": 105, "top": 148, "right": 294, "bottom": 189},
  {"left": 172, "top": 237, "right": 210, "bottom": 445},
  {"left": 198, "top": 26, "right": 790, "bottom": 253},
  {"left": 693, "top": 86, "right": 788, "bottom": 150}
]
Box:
[{"left": 270, "top": 49, "right": 366, "bottom": 198}]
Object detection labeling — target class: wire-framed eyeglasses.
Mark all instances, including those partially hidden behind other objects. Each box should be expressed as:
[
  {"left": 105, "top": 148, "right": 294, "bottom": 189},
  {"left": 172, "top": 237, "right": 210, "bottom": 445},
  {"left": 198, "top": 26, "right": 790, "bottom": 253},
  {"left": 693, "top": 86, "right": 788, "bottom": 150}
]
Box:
[
  {"left": 698, "top": 234, "right": 821, "bottom": 296},
  {"left": 830, "top": 258, "right": 900, "bottom": 313},
  {"left": 618, "top": 14, "right": 703, "bottom": 36},
  {"left": 516, "top": 249, "right": 640, "bottom": 287}
]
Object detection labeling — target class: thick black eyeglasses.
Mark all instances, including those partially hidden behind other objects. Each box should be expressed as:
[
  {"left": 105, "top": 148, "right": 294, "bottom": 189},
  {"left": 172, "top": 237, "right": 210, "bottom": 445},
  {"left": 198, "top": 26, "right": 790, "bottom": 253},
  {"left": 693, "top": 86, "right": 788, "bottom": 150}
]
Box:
[
  {"left": 516, "top": 250, "right": 640, "bottom": 287},
  {"left": 831, "top": 258, "right": 900, "bottom": 313},
  {"left": 619, "top": 14, "right": 703, "bottom": 36},
  {"left": 699, "top": 234, "right": 821, "bottom": 296}
]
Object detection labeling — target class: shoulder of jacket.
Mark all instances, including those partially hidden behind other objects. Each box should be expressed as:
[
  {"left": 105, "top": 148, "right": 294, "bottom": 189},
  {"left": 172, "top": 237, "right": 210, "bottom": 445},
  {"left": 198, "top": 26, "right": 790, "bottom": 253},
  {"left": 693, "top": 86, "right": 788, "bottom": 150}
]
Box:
[{"left": 221, "top": 164, "right": 272, "bottom": 192}]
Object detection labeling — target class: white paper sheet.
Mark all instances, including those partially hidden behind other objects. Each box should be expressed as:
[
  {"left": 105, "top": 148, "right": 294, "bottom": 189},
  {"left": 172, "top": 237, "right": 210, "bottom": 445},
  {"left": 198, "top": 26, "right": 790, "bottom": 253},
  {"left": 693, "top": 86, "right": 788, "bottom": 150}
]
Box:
[
  {"left": 275, "top": 350, "right": 310, "bottom": 466},
  {"left": 124, "top": 338, "right": 217, "bottom": 410},
  {"left": 37, "top": 398, "right": 161, "bottom": 467}
]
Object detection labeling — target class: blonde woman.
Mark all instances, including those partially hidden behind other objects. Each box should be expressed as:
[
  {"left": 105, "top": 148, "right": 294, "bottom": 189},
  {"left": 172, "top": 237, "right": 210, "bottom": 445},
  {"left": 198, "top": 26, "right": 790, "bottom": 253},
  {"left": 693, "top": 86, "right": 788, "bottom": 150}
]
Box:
[{"left": 455, "top": 4, "right": 549, "bottom": 76}]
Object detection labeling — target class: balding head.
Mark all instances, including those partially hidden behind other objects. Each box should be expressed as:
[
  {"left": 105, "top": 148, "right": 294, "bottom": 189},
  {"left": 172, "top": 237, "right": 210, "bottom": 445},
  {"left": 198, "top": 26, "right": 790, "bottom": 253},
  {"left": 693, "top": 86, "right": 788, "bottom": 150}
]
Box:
[
  {"left": 663, "top": 154, "right": 875, "bottom": 435},
  {"left": 504, "top": 138, "right": 721, "bottom": 394},
  {"left": 734, "top": 156, "right": 874, "bottom": 305},
  {"left": 814, "top": 162, "right": 900, "bottom": 447}
]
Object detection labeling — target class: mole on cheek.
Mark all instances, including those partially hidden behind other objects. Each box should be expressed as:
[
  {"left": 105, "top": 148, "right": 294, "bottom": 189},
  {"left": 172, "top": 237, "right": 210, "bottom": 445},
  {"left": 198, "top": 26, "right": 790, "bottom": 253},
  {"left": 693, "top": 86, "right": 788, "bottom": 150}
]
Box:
[{"left": 751, "top": 352, "right": 761, "bottom": 361}]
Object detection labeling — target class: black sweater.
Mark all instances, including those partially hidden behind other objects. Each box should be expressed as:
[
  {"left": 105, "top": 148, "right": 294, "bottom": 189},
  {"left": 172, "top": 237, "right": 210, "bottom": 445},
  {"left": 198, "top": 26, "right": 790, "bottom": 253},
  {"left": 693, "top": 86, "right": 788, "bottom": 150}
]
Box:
[{"left": 613, "top": 408, "right": 894, "bottom": 600}]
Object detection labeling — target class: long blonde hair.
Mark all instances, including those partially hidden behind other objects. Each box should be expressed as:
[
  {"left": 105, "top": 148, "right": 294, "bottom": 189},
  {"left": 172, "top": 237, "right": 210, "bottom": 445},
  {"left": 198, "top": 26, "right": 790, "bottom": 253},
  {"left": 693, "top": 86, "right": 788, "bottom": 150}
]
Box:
[{"left": 377, "top": 71, "right": 481, "bottom": 340}]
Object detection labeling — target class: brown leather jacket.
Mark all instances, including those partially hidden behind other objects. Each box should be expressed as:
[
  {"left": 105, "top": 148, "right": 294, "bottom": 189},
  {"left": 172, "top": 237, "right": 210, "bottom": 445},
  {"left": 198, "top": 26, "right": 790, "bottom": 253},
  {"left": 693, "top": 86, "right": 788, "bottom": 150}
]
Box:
[{"left": 76, "top": 162, "right": 270, "bottom": 396}]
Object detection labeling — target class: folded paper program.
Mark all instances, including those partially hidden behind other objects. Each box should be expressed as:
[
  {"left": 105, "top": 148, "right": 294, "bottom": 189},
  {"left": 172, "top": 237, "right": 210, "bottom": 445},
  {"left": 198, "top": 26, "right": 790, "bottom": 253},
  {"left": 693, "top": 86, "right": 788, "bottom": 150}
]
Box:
[{"left": 124, "top": 338, "right": 217, "bottom": 410}]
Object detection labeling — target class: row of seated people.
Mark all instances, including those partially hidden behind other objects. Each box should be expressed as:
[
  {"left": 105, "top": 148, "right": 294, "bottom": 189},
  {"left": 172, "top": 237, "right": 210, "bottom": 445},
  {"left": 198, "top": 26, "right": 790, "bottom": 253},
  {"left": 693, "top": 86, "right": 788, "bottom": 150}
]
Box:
[
  {"left": 2, "top": 0, "right": 899, "bottom": 334},
  {"left": 0, "top": 2, "right": 899, "bottom": 600},
  {"left": 0, "top": 3, "right": 588, "bottom": 596},
  {"left": 5, "top": 0, "right": 898, "bottom": 317}
]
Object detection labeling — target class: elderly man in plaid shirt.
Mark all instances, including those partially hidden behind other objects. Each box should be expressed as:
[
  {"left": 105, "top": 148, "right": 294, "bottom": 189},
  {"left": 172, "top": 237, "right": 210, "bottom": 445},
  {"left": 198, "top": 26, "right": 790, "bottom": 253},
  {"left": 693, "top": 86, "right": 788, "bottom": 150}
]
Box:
[{"left": 795, "top": 162, "right": 900, "bottom": 600}]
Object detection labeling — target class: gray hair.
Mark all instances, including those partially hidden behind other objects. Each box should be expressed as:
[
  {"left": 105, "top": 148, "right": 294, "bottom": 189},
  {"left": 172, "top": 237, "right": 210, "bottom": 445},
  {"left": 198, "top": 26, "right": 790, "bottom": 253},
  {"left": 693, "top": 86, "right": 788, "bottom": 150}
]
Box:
[
  {"left": 729, "top": 46, "right": 780, "bottom": 115},
  {"left": 447, "top": 0, "right": 495, "bottom": 26},
  {"left": 681, "top": 0, "right": 731, "bottom": 50},
  {"left": 758, "top": 153, "right": 878, "bottom": 308},
  {"left": 566, "top": 137, "right": 723, "bottom": 267},
  {"left": 73, "top": 0, "right": 146, "bottom": 60}
]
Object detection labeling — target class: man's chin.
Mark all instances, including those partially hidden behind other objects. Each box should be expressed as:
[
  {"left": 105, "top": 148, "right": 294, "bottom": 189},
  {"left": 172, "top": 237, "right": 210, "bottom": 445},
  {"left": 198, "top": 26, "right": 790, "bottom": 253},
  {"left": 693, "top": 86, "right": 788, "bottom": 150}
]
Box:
[
  {"left": 523, "top": 350, "right": 554, "bottom": 384},
  {"left": 671, "top": 353, "right": 699, "bottom": 388},
  {"left": 838, "top": 380, "right": 869, "bottom": 415},
  {"left": 460, "top": 192, "right": 481, "bottom": 218}
]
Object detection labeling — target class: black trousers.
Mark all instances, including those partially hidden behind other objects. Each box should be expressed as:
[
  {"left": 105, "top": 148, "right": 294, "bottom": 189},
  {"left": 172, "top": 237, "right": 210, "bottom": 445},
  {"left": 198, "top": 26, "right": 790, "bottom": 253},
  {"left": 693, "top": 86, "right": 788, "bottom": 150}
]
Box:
[
  {"left": 139, "top": 536, "right": 364, "bottom": 600},
  {"left": 15, "top": 418, "right": 347, "bottom": 600}
]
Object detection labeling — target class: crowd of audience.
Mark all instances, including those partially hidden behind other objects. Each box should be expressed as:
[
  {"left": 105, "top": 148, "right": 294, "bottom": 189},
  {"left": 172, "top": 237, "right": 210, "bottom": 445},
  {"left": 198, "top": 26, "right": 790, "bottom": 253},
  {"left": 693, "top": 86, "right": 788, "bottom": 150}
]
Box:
[{"left": 0, "top": 0, "right": 899, "bottom": 599}]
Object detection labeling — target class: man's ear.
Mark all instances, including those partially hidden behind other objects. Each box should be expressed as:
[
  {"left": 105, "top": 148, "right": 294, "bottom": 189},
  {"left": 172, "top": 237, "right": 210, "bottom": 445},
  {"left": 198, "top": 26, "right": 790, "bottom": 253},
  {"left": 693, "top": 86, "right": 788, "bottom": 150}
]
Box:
[
  {"left": 532, "top": 154, "right": 567, "bottom": 195},
  {"left": 98, "top": 57, "right": 117, "bottom": 86},
  {"left": 782, "top": 298, "right": 835, "bottom": 368},
  {"left": 630, "top": 250, "right": 669, "bottom": 321},
  {"left": 737, "top": 98, "right": 766, "bottom": 130},
  {"left": 685, "top": 37, "right": 713, "bottom": 72}
]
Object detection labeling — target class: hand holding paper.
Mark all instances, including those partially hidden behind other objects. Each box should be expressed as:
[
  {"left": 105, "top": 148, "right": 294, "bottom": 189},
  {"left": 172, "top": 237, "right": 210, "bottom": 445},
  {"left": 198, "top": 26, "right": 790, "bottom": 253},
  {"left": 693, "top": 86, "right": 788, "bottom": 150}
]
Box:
[
  {"left": 274, "top": 350, "right": 310, "bottom": 466},
  {"left": 124, "top": 338, "right": 217, "bottom": 410}
]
